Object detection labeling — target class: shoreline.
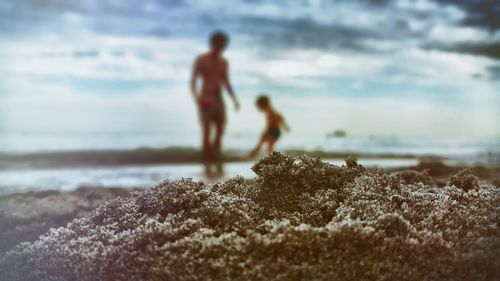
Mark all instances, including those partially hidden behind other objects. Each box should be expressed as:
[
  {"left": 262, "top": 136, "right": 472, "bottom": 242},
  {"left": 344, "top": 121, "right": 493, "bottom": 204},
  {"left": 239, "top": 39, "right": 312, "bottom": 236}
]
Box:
[
  {"left": 0, "top": 146, "right": 451, "bottom": 170},
  {"left": 1, "top": 153, "right": 498, "bottom": 195}
]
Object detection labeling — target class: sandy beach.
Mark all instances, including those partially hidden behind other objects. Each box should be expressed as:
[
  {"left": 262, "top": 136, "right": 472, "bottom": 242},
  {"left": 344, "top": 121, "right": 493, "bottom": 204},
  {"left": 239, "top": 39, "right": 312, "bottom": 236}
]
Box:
[
  {"left": 2, "top": 0, "right": 500, "bottom": 279},
  {"left": 0, "top": 187, "right": 136, "bottom": 257},
  {"left": 1, "top": 154, "right": 498, "bottom": 280}
]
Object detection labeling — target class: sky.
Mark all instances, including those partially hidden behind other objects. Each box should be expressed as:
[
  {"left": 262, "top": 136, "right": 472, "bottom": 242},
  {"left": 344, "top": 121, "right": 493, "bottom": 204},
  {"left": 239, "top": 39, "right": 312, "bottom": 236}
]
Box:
[{"left": 0, "top": 0, "right": 499, "bottom": 145}]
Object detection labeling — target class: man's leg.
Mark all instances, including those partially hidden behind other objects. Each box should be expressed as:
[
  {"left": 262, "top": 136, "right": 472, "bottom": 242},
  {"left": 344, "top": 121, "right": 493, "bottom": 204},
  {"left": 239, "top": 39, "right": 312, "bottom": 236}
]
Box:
[
  {"left": 202, "top": 121, "right": 211, "bottom": 161},
  {"left": 214, "top": 121, "right": 224, "bottom": 160}
]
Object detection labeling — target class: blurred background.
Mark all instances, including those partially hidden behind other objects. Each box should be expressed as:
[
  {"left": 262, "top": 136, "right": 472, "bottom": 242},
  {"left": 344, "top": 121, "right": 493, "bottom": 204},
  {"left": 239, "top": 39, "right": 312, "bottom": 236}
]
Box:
[{"left": 0, "top": 0, "right": 499, "bottom": 192}]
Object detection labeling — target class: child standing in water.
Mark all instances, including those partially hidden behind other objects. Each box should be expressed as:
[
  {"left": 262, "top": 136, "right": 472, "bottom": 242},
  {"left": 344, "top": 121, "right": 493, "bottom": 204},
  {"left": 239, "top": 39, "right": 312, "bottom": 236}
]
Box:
[{"left": 249, "top": 95, "right": 290, "bottom": 158}]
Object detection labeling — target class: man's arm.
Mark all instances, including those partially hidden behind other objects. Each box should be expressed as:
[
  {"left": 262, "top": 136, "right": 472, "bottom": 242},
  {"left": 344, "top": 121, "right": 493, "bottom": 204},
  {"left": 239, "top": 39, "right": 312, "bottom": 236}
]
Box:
[
  {"left": 190, "top": 58, "right": 201, "bottom": 102},
  {"left": 222, "top": 61, "right": 240, "bottom": 110}
]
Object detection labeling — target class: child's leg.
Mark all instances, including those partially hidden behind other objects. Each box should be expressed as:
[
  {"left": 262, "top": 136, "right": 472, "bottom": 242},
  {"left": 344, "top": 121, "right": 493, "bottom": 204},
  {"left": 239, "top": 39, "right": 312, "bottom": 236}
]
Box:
[
  {"left": 249, "top": 143, "right": 263, "bottom": 158},
  {"left": 249, "top": 134, "right": 267, "bottom": 158},
  {"left": 267, "top": 139, "right": 277, "bottom": 154}
]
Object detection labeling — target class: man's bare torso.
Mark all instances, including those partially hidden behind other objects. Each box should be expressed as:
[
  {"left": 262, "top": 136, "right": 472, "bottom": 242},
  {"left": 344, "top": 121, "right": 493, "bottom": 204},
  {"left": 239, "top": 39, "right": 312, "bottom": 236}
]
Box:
[{"left": 196, "top": 53, "right": 228, "bottom": 99}]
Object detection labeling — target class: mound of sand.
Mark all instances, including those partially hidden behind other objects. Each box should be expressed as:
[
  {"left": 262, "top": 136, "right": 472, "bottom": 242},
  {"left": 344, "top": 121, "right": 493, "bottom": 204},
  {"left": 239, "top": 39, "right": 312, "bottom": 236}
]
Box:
[{"left": 0, "top": 153, "right": 498, "bottom": 281}]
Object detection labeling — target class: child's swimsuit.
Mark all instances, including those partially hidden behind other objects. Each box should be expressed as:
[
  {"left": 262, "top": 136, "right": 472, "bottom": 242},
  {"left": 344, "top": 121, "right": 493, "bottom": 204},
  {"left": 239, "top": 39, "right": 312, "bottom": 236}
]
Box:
[{"left": 267, "top": 127, "right": 281, "bottom": 140}]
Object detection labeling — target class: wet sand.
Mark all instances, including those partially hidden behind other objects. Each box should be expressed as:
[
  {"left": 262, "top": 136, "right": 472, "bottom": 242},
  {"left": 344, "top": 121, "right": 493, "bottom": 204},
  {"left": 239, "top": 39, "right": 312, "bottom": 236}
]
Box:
[{"left": 0, "top": 147, "right": 423, "bottom": 170}]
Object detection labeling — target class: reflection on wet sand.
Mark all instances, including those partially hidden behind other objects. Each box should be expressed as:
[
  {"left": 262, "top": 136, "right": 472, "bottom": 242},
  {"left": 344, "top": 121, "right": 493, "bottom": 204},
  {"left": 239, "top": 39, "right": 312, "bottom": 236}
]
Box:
[
  {"left": 0, "top": 158, "right": 446, "bottom": 193},
  {"left": 203, "top": 161, "right": 225, "bottom": 182}
]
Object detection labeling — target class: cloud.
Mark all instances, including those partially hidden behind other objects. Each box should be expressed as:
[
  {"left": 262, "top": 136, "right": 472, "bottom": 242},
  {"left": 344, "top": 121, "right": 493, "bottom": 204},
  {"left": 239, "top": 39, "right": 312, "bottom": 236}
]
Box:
[
  {"left": 73, "top": 50, "right": 100, "bottom": 58},
  {"left": 424, "top": 41, "right": 500, "bottom": 60},
  {"left": 238, "top": 16, "right": 383, "bottom": 52},
  {"left": 0, "top": 35, "right": 201, "bottom": 83},
  {"left": 1, "top": 77, "right": 199, "bottom": 134},
  {"left": 435, "top": 0, "right": 500, "bottom": 32},
  {"left": 1, "top": 0, "right": 499, "bottom": 139}
]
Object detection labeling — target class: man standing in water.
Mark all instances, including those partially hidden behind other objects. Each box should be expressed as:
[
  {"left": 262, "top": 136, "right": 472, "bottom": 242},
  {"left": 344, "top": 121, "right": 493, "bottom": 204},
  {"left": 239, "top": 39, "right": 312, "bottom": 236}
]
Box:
[{"left": 191, "top": 31, "right": 240, "bottom": 161}]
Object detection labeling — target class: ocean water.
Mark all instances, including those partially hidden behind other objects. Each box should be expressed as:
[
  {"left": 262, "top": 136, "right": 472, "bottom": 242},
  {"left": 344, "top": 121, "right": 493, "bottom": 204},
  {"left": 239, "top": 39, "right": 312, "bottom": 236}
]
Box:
[
  {"left": 1, "top": 131, "right": 499, "bottom": 158},
  {"left": 0, "top": 158, "right": 425, "bottom": 194},
  {"left": 0, "top": 132, "right": 498, "bottom": 193}
]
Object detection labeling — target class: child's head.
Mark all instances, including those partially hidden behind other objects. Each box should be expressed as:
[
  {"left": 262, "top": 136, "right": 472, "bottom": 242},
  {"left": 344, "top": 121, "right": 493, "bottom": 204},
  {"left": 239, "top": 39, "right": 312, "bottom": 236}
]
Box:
[{"left": 256, "top": 95, "right": 270, "bottom": 111}]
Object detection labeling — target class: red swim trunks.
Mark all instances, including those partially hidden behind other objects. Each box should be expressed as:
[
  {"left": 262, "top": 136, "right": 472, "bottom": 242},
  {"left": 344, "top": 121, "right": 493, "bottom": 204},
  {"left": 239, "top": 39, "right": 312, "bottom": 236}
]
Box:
[{"left": 198, "top": 95, "right": 226, "bottom": 125}]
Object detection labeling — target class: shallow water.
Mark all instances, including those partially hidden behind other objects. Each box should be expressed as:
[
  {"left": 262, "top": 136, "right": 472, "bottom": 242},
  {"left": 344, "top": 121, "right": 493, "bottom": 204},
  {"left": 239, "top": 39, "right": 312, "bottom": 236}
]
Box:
[
  {"left": 2, "top": 133, "right": 498, "bottom": 159},
  {"left": 0, "top": 158, "right": 420, "bottom": 194}
]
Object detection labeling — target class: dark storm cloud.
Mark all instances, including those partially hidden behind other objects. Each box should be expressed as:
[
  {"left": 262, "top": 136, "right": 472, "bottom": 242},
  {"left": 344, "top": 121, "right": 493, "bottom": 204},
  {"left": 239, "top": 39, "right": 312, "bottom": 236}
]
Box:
[
  {"left": 0, "top": 0, "right": 466, "bottom": 53},
  {"left": 227, "top": 2, "right": 424, "bottom": 54},
  {"left": 233, "top": 16, "right": 383, "bottom": 52},
  {"left": 0, "top": 0, "right": 422, "bottom": 47},
  {"left": 424, "top": 41, "right": 500, "bottom": 60},
  {"left": 435, "top": 0, "right": 500, "bottom": 32},
  {"left": 229, "top": 0, "right": 499, "bottom": 58},
  {"left": 417, "top": 0, "right": 500, "bottom": 61},
  {"left": 2, "top": 0, "right": 500, "bottom": 72}
]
